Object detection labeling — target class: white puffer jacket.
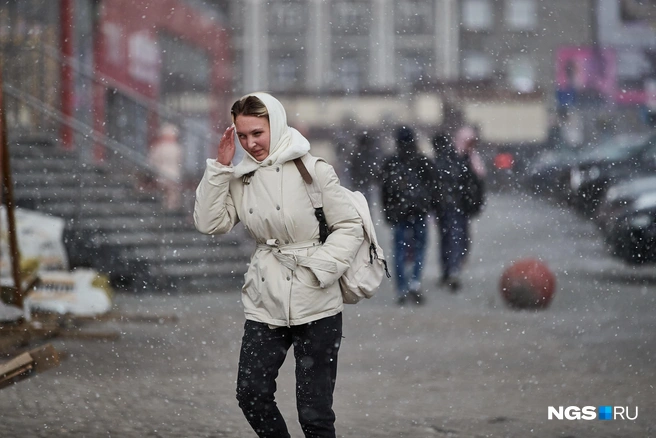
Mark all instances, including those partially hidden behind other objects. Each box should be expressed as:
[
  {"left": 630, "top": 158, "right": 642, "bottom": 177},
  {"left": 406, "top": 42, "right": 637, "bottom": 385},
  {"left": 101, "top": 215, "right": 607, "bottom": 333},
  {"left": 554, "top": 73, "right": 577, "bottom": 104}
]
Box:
[{"left": 194, "top": 93, "right": 363, "bottom": 327}]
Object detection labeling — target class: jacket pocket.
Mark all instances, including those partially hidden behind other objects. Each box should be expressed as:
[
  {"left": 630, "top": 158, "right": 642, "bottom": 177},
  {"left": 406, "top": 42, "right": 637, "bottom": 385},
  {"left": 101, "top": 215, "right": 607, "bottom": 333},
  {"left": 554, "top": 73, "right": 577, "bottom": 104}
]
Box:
[
  {"left": 242, "top": 263, "right": 263, "bottom": 305},
  {"left": 294, "top": 265, "right": 321, "bottom": 289}
]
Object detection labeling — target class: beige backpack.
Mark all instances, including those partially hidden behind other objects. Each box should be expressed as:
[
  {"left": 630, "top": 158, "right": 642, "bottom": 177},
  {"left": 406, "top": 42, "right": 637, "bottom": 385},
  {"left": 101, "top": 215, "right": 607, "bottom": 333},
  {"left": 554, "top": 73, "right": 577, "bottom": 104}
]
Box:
[{"left": 294, "top": 155, "right": 390, "bottom": 304}]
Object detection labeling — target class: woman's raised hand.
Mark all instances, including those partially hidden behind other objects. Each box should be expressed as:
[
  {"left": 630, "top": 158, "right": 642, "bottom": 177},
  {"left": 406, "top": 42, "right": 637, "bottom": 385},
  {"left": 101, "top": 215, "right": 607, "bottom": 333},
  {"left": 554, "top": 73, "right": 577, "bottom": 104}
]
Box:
[{"left": 217, "top": 125, "right": 236, "bottom": 166}]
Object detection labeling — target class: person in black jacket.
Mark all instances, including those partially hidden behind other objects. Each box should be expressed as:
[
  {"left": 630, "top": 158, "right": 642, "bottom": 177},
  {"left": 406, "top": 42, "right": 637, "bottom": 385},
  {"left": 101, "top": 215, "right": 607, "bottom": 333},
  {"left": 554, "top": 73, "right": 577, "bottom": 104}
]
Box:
[
  {"left": 380, "top": 126, "right": 434, "bottom": 305},
  {"left": 350, "top": 130, "right": 381, "bottom": 202},
  {"left": 432, "top": 127, "right": 486, "bottom": 291}
]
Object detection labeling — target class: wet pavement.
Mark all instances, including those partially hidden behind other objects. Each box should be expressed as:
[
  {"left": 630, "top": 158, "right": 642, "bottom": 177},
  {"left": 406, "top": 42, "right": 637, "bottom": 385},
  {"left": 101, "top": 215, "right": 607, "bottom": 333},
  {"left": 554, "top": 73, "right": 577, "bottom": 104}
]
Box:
[{"left": 1, "top": 190, "right": 655, "bottom": 437}]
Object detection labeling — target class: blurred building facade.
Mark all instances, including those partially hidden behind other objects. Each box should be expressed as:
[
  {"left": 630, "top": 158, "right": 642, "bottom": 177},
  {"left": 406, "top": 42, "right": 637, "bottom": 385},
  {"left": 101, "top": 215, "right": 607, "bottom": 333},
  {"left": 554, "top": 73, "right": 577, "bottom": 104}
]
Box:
[
  {"left": 0, "top": 0, "right": 231, "bottom": 173},
  {"left": 1, "top": 0, "right": 251, "bottom": 293},
  {"left": 228, "top": 0, "right": 594, "bottom": 97},
  {"left": 225, "top": 0, "right": 653, "bottom": 145},
  {"left": 2, "top": 0, "right": 654, "bottom": 150}
]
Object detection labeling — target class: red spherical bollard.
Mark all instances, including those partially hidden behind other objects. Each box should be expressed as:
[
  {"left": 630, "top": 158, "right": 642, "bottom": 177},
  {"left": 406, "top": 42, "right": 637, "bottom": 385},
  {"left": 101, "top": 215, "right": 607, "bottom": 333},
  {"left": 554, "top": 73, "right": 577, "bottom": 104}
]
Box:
[{"left": 500, "top": 258, "right": 556, "bottom": 310}]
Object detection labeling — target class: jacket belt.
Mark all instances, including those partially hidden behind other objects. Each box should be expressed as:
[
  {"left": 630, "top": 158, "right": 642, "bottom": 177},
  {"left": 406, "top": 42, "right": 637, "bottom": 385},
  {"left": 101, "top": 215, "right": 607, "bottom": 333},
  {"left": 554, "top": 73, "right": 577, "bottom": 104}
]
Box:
[{"left": 257, "top": 239, "right": 337, "bottom": 273}]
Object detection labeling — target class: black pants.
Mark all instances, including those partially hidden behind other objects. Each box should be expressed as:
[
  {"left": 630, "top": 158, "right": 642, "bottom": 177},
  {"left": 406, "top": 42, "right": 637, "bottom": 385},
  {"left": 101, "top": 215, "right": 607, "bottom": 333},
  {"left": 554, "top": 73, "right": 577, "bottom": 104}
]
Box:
[{"left": 236, "top": 313, "right": 342, "bottom": 438}]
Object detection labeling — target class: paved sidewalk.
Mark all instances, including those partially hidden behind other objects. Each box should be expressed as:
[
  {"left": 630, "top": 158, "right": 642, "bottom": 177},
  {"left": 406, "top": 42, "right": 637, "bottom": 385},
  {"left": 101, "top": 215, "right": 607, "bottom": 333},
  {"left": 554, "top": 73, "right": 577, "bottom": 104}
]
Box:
[{"left": 1, "top": 192, "right": 655, "bottom": 437}]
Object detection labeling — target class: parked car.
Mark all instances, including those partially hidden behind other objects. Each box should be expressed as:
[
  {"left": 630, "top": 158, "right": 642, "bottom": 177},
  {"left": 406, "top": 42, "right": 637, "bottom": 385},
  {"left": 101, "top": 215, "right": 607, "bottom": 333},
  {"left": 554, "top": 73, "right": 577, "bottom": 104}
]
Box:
[
  {"left": 569, "top": 132, "right": 656, "bottom": 213},
  {"left": 603, "top": 191, "right": 656, "bottom": 264},
  {"left": 526, "top": 146, "right": 582, "bottom": 199},
  {"left": 595, "top": 175, "right": 656, "bottom": 233},
  {"left": 525, "top": 138, "right": 602, "bottom": 201}
]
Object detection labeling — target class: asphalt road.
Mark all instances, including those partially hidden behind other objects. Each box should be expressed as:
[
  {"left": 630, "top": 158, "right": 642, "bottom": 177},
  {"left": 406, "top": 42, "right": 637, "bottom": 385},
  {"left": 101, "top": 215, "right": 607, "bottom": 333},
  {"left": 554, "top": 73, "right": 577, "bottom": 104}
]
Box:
[{"left": 1, "top": 189, "right": 655, "bottom": 437}]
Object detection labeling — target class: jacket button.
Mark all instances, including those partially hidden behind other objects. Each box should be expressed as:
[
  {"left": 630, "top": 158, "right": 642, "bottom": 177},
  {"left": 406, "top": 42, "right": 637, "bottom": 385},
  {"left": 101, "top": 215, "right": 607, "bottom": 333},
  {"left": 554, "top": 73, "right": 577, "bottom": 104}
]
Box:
[
  {"left": 276, "top": 206, "right": 280, "bottom": 210},
  {"left": 276, "top": 167, "right": 280, "bottom": 172},
  {"left": 249, "top": 208, "right": 253, "bottom": 214},
  {"left": 261, "top": 277, "right": 265, "bottom": 282},
  {"left": 286, "top": 276, "right": 291, "bottom": 281}
]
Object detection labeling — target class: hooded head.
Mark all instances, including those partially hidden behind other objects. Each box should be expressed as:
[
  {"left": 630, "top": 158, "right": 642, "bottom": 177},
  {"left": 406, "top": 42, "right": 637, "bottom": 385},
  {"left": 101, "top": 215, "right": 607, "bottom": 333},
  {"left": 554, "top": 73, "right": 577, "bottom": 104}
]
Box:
[
  {"left": 231, "top": 92, "right": 310, "bottom": 177},
  {"left": 454, "top": 125, "right": 477, "bottom": 156},
  {"left": 432, "top": 132, "right": 456, "bottom": 158},
  {"left": 357, "top": 130, "right": 376, "bottom": 151},
  {"left": 231, "top": 92, "right": 293, "bottom": 160},
  {"left": 395, "top": 125, "right": 418, "bottom": 159}
]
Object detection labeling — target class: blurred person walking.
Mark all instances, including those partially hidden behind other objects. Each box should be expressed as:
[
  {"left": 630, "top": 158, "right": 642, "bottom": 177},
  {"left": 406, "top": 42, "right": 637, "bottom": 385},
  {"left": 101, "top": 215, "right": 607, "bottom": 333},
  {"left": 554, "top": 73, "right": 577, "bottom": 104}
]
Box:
[
  {"left": 431, "top": 127, "right": 486, "bottom": 291},
  {"left": 333, "top": 115, "right": 358, "bottom": 185},
  {"left": 349, "top": 130, "right": 381, "bottom": 202},
  {"left": 148, "top": 123, "right": 183, "bottom": 211},
  {"left": 380, "top": 126, "right": 434, "bottom": 305},
  {"left": 194, "top": 92, "right": 363, "bottom": 438}
]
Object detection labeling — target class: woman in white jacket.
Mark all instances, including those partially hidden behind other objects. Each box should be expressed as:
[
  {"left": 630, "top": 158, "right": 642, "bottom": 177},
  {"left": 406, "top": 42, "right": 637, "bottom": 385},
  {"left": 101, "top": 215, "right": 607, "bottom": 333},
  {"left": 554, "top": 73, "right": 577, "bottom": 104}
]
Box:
[{"left": 194, "top": 92, "right": 363, "bottom": 438}]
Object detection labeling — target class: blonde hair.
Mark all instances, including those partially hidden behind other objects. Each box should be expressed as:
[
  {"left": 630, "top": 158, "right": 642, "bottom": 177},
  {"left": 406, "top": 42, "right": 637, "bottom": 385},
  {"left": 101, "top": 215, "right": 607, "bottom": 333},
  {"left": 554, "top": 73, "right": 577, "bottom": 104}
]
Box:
[{"left": 230, "top": 95, "right": 269, "bottom": 122}]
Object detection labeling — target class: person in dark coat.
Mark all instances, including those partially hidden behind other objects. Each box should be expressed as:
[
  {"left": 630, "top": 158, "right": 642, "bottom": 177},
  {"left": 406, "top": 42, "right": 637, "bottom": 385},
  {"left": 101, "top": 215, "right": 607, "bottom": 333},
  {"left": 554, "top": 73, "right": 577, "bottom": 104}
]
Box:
[
  {"left": 349, "top": 130, "right": 381, "bottom": 202},
  {"left": 432, "top": 127, "right": 486, "bottom": 291},
  {"left": 380, "top": 126, "right": 434, "bottom": 305}
]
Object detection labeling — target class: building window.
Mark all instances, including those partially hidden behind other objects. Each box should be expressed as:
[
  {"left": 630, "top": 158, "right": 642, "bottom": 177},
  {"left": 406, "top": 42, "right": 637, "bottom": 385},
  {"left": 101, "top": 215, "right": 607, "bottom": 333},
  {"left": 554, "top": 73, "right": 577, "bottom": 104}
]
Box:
[
  {"left": 462, "top": 0, "right": 493, "bottom": 31},
  {"left": 160, "top": 34, "right": 210, "bottom": 93},
  {"left": 335, "top": 58, "right": 361, "bottom": 92},
  {"left": 270, "top": 1, "right": 305, "bottom": 33},
  {"left": 395, "top": 0, "right": 434, "bottom": 34},
  {"left": 505, "top": 0, "right": 537, "bottom": 31},
  {"left": 106, "top": 91, "right": 148, "bottom": 155},
  {"left": 272, "top": 57, "right": 298, "bottom": 91},
  {"left": 399, "top": 53, "right": 430, "bottom": 85},
  {"left": 333, "top": 1, "right": 370, "bottom": 35},
  {"left": 506, "top": 55, "right": 535, "bottom": 92},
  {"left": 462, "top": 52, "right": 492, "bottom": 80}
]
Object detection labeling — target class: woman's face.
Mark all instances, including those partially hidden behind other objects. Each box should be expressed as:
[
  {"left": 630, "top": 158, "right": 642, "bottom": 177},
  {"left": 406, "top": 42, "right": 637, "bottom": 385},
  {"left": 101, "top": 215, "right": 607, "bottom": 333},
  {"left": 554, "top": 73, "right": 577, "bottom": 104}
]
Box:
[{"left": 234, "top": 115, "right": 271, "bottom": 162}]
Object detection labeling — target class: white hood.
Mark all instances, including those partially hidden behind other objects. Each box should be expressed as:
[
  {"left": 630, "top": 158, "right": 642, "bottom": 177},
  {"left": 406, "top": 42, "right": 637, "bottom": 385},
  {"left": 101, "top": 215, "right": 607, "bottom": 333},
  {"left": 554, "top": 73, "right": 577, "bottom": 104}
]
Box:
[{"left": 233, "top": 92, "right": 310, "bottom": 177}]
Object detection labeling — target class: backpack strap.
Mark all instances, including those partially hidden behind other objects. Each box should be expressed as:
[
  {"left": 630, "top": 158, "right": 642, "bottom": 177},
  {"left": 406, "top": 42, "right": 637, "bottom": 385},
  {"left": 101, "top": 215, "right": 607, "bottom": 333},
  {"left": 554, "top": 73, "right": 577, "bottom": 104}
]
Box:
[
  {"left": 293, "top": 156, "right": 329, "bottom": 244},
  {"left": 294, "top": 159, "right": 313, "bottom": 184}
]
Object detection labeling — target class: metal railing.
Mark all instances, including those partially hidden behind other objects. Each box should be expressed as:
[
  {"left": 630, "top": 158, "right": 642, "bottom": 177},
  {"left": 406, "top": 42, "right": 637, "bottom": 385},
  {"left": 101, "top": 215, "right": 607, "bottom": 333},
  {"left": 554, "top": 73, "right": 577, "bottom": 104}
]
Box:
[
  {"left": 0, "top": 40, "right": 60, "bottom": 136},
  {"left": 3, "top": 83, "right": 159, "bottom": 175},
  {"left": 40, "top": 44, "right": 218, "bottom": 178},
  {"left": 2, "top": 40, "right": 219, "bottom": 179}
]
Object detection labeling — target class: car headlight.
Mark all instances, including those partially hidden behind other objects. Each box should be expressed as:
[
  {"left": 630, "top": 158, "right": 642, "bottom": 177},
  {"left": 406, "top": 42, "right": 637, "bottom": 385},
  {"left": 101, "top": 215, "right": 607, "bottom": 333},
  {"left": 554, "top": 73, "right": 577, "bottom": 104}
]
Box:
[
  {"left": 605, "top": 187, "right": 619, "bottom": 202},
  {"left": 633, "top": 192, "right": 656, "bottom": 211},
  {"left": 629, "top": 213, "right": 653, "bottom": 228},
  {"left": 570, "top": 168, "right": 582, "bottom": 191},
  {"left": 586, "top": 166, "right": 601, "bottom": 181},
  {"left": 575, "top": 166, "right": 601, "bottom": 187}
]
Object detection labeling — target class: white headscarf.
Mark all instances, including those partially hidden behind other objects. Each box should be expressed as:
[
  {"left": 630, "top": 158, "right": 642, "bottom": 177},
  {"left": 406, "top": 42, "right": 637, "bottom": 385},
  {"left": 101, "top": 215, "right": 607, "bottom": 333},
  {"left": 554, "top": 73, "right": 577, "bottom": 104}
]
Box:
[
  {"left": 233, "top": 92, "right": 310, "bottom": 177},
  {"left": 454, "top": 125, "right": 486, "bottom": 178}
]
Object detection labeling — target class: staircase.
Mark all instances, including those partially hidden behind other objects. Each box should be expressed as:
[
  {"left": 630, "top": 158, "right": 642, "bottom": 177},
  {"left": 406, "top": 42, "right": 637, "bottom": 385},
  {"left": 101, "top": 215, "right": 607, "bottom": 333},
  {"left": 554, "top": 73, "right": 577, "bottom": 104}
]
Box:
[{"left": 9, "top": 139, "right": 252, "bottom": 293}]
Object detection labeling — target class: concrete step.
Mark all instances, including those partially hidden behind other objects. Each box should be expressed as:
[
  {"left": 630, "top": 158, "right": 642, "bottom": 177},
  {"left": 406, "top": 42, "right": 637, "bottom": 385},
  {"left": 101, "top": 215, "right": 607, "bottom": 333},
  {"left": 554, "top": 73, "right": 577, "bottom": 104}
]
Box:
[
  {"left": 13, "top": 170, "right": 129, "bottom": 190},
  {"left": 154, "top": 259, "right": 248, "bottom": 277},
  {"left": 83, "top": 245, "right": 249, "bottom": 292},
  {"left": 14, "top": 186, "right": 151, "bottom": 204},
  {"left": 9, "top": 141, "right": 73, "bottom": 159},
  {"left": 9, "top": 140, "right": 251, "bottom": 292},
  {"left": 35, "top": 200, "right": 161, "bottom": 219},
  {"left": 14, "top": 171, "right": 94, "bottom": 187},
  {"left": 90, "top": 239, "right": 249, "bottom": 292},
  {"left": 150, "top": 260, "right": 248, "bottom": 291},
  {"left": 178, "top": 275, "right": 245, "bottom": 293},
  {"left": 11, "top": 156, "right": 80, "bottom": 173},
  {"left": 132, "top": 242, "right": 252, "bottom": 263},
  {"left": 75, "top": 214, "right": 193, "bottom": 232},
  {"left": 90, "top": 229, "right": 217, "bottom": 248}
]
